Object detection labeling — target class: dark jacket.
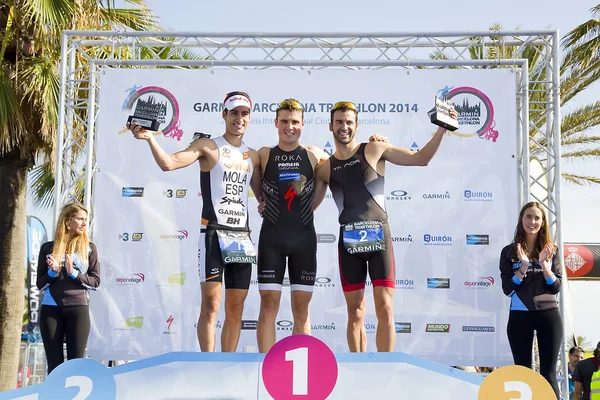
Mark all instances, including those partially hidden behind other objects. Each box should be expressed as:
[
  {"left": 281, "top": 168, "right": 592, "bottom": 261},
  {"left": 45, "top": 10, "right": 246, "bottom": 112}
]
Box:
[
  {"left": 499, "top": 243, "right": 561, "bottom": 311},
  {"left": 36, "top": 241, "right": 101, "bottom": 307}
]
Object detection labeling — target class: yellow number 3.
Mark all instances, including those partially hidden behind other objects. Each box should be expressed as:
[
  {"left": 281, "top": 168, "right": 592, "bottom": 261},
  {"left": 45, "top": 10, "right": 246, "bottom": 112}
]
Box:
[{"left": 478, "top": 365, "right": 556, "bottom": 400}]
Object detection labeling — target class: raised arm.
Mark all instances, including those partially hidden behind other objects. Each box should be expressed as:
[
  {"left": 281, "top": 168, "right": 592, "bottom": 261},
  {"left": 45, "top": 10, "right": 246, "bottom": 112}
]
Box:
[
  {"left": 378, "top": 108, "right": 456, "bottom": 166},
  {"left": 129, "top": 123, "right": 206, "bottom": 171},
  {"left": 372, "top": 126, "right": 446, "bottom": 166}
]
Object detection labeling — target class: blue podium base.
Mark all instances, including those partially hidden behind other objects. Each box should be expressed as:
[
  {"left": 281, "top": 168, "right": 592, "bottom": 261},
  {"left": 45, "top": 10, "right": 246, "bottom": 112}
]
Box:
[{"left": 1, "top": 352, "right": 483, "bottom": 400}]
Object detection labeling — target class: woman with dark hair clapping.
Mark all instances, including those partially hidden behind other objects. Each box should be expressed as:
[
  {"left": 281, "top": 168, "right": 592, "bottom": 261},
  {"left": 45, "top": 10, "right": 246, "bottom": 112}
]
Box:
[
  {"left": 499, "top": 201, "right": 562, "bottom": 398},
  {"left": 36, "top": 202, "right": 100, "bottom": 373}
]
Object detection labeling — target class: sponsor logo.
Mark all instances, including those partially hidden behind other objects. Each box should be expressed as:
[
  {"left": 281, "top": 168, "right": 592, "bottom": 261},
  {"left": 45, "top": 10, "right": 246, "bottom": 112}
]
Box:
[
  {"left": 395, "top": 322, "right": 412, "bottom": 333},
  {"left": 276, "top": 320, "right": 294, "bottom": 331},
  {"left": 324, "top": 141, "right": 333, "bottom": 157},
  {"left": 365, "top": 321, "right": 377, "bottom": 333},
  {"left": 224, "top": 256, "right": 255, "bottom": 263},
  {"left": 315, "top": 276, "right": 335, "bottom": 288},
  {"left": 223, "top": 158, "right": 251, "bottom": 172},
  {"left": 241, "top": 320, "right": 258, "bottom": 330},
  {"left": 311, "top": 323, "right": 336, "bottom": 331},
  {"left": 159, "top": 230, "right": 189, "bottom": 241},
  {"left": 167, "top": 273, "right": 186, "bottom": 285},
  {"left": 316, "top": 234, "right": 337, "bottom": 243},
  {"left": 423, "top": 191, "right": 450, "bottom": 200},
  {"left": 425, "top": 324, "right": 450, "bottom": 333},
  {"left": 462, "top": 325, "right": 495, "bottom": 332},
  {"left": 121, "top": 85, "right": 183, "bottom": 141},
  {"left": 119, "top": 232, "right": 143, "bottom": 242},
  {"left": 122, "top": 187, "right": 144, "bottom": 197},
  {"left": 396, "top": 279, "right": 415, "bottom": 289},
  {"left": 424, "top": 234, "right": 452, "bottom": 246},
  {"left": 464, "top": 276, "right": 494, "bottom": 288},
  {"left": 466, "top": 234, "right": 489, "bottom": 245},
  {"left": 274, "top": 154, "right": 301, "bottom": 162},
  {"left": 392, "top": 235, "right": 412, "bottom": 243},
  {"left": 163, "top": 315, "right": 177, "bottom": 335},
  {"left": 332, "top": 159, "right": 360, "bottom": 171},
  {"left": 280, "top": 172, "right": 300, "bottom": 181},
  {"left": 438, "top": 85, "right": 499, "bottom": 142},
  {"left": 386, "top": 189, "right": 411, "bottom": 201},
  {"left": 463, "top": 190, "right": 493, "bottom": 202},
  {"left": 427, "top": 278, "right": 450, "bottom": 289},
  {"left": 115, "top": 273, "right": 145, "bottom": 285},
  {"left": 163, "top": 189, "right": 188, "bottom": 198},
  {"left": 410, "top": 142, "right": 420, "bottom": 152},
  {"left": 215, "top": 320, "right": 223, "bottom": 329},
  {"left": 125, "top": 316, "right": 144, "bottom": 329},
  {"left": 277, "top": 162, "right": 300, "bottom": 170}
]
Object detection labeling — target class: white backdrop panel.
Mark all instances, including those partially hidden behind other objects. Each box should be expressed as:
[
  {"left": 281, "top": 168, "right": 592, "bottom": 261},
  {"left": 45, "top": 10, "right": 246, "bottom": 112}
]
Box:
[{"left": 90, "top": 68, "right": 518, "bottom": 366}]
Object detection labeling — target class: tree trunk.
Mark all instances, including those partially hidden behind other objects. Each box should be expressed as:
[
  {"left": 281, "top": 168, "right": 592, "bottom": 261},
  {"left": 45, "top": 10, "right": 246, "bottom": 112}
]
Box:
[{"left": 0, "top": 157, "right": 27, "bottom": 392}]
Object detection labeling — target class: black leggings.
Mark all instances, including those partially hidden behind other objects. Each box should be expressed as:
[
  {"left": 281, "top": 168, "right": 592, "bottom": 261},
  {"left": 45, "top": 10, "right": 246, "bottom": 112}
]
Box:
[
  {"left": 507, "top": 308, "right": 563, "bottom": 398},
  {"left": 40, "top": 305, "right": 90, "bottom": 373}
]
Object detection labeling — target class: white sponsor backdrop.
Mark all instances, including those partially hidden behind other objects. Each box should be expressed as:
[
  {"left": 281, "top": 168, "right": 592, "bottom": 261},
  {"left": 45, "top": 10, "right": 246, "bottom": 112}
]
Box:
[{"left": 90, "top": 68, "right": 518, "bottom": 366}]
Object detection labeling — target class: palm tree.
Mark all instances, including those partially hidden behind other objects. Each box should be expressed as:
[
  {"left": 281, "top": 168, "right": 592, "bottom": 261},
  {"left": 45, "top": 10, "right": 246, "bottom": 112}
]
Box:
[
  {"left": 431, "top": 12, "right": 600, "bottom": 185},
  {"left": 0, "top": 0, "right": 158, "bottom": 391},
  {"left": 568, "top": 334, "right": 593, "bottom": 351}
]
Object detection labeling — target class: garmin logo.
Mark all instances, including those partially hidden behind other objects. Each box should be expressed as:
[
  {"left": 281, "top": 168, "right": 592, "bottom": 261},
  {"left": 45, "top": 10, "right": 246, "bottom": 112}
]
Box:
[{"left": 423, "top": 191, "right": 450, "bottom": 200}]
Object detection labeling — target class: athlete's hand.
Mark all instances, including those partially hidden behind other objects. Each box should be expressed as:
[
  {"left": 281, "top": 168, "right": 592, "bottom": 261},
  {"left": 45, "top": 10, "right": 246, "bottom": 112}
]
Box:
[
  {"left": 257, "top": 198, "right": 266, "bottom": 217},
  {"left": 369, "top": 133, "right": 389, "bottom": 143},
  {"left": 127, "top": 122, "right": 152, "bottom": 141},
  {"left": 449, "top": 107, "right": 458, "bottom": 120}
]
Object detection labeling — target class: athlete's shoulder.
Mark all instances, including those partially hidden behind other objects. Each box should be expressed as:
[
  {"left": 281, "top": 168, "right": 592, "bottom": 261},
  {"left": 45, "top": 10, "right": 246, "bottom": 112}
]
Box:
[
  {"left": 304, "top": 144, "right": 329, "bottom": 163},
  {"left": 189, "top": 136, "right": 218, "bottom": 151}
]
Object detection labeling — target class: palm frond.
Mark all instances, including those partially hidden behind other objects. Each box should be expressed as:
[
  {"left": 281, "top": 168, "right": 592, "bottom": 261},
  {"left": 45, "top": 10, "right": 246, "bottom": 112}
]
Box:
[
  {"left": 0, "top": 68, "right": 26, "bottom": 155},
  {"left": 561, "top": 148, "right": 600, "bottom": 160},
  {"left": 98, "top": 6, "right": 158, "bottom": 31},
  {"left": 19, "top": 57, "right": 59, "bottom": 146},
  {"left": 28, "top": 162, "right": 55, "bottom": 210},
  {"left": 22, "top": 0, "right": 75, "bottom": 38},
  {"left": 561, "top": 172, "right": 600, "bottom": 186},
  {"left": 562, "top": 16, "right": 600, "bottom": 69},
  {"left": 561, "top": 101, "right": 600, "bottom": 138},
  {"left": 561, "top": 135, "right": 600, "bottom": 147}
]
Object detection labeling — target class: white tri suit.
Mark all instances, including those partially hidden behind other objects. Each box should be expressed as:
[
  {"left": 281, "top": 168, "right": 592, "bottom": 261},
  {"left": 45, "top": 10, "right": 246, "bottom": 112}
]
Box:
[{"left": 198, "top": 136, "right": 255, "bottom": 289}]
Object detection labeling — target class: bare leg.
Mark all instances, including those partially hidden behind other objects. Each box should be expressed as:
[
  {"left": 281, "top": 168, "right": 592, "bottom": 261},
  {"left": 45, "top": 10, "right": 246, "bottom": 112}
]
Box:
[
  {"left": 257, "top": 290, "right": 281, "bottom": 353},
  {"left": 221, "top": 288, "right": 249, "bottom": 352},
  {"left": 291, "top": 290, "right": 313, "bottom": 335},
  {"left": 197, "top": 282, "right": 222, "bottom": 352},
  {"left": 343, "top": 290, "right": 367, "bottom": 352},
  {"left": 373, "top": 286, "right": 395, "bottom": 352}
]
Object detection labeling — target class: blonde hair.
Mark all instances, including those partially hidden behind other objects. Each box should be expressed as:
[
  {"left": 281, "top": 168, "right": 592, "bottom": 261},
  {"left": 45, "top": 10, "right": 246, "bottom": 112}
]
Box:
[{"left": 52, "top": 202, "right": 89, "bottom": 268}]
